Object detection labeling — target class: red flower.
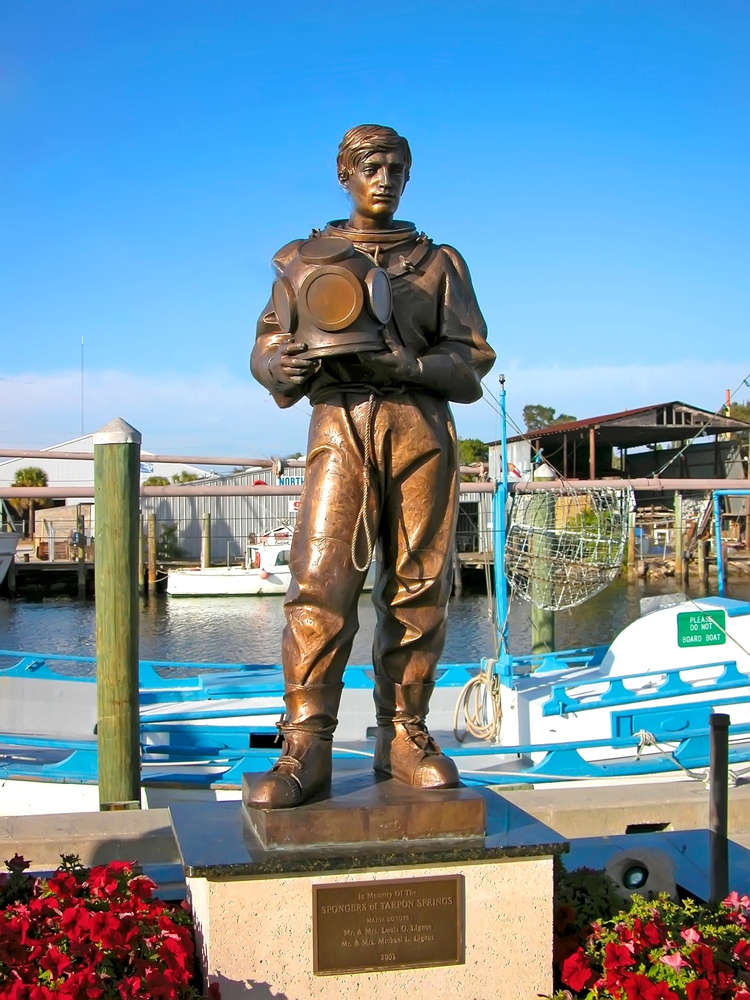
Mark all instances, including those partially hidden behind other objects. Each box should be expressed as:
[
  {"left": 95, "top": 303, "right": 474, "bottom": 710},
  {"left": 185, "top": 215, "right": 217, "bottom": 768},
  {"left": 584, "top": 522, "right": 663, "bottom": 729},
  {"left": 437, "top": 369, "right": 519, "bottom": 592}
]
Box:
[
  {"left": 622, "top": 973, "right": 662, "bottom": 1000},
  {"left": 605, "top": 941, "right": 636, "bottom": 971},
  {"left": 644, "top": 921, "right": 666, "bottom": 946},
  {"left": 562, "top": 947, "right": 597, "bottom": 992},
  {"left": 735, "top": 940, "right": 750, "bottom": 970},
  {"left": 650, "top": 982, "right": 679, "bottom": 1000},
  {"left": 691, "top": 944, "right": 717, "bottom": 982},
  {"left": 686, "top": 980, "right": 713, "bottom": 1000}
]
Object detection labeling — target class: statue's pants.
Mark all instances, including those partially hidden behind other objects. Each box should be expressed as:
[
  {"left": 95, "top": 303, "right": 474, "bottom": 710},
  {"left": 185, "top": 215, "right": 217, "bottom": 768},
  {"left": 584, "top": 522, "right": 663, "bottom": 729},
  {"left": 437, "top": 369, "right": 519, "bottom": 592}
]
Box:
[{"left": 281, "top": 392, "right": 459, "bottom": 731}]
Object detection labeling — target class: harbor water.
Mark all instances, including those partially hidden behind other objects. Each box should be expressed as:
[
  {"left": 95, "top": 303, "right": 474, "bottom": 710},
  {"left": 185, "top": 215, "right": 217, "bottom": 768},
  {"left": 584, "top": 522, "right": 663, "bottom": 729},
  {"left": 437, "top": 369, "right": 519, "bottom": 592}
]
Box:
[{"left": 2, "top": 577, "right": 750, "bottom": 669}]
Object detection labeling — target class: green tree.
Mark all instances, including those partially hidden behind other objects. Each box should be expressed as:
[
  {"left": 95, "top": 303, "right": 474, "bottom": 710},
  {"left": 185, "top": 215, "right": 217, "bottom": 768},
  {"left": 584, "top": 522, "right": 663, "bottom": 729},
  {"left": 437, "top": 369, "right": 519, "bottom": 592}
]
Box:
[
  {"left": 523, "top": 404, "right": 577, "bottom": 431},
  {"left": 172, "top": 471, "right": 199, "bottom": 483},
  {"left": 10, "top": 467, "right": 50, "bottom": 538},
  {"left": 729, "top": 399, "right": 750, "bottom": 423},
  {"left": 458, "top": 438, "right": 488, "bottom": 465},
  {"left": 142, "top": 475, "right": 170, "bottom": 487}
]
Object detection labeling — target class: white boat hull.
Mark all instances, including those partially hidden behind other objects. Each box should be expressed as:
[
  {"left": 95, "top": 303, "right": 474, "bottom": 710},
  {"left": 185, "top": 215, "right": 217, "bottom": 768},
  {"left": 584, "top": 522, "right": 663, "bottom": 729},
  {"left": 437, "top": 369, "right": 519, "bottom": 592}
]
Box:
[
  {"left": 0, "top": 533, "right": 19, "bottom": 585},
  {"left": 167, "top": 566, "right": 290, "bottom": 596},
  {"left": 167, "top": 563, "right": 375, "bottom": 596}
]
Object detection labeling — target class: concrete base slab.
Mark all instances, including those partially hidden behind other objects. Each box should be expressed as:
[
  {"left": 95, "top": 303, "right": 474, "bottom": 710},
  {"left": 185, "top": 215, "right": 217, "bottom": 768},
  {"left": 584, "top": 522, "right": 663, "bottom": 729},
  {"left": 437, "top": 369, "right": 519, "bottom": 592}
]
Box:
[{"left": 188, "top": 856, "right": 553, "bottom": 1000}]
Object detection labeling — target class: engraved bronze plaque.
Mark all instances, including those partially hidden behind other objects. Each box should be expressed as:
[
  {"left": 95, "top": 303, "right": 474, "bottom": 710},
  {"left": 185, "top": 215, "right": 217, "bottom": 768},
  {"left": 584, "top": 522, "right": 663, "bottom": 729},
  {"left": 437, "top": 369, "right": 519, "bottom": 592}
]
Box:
[{"left": 313, "top": 874, "right": 464, "bottom": 976}]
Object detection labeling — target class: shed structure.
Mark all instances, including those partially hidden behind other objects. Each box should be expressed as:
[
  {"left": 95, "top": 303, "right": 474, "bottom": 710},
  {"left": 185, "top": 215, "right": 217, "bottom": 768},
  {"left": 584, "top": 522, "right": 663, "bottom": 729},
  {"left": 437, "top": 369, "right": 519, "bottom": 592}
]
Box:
[{"left": 489, "top": 401, "right": 750, "bottom": 497}]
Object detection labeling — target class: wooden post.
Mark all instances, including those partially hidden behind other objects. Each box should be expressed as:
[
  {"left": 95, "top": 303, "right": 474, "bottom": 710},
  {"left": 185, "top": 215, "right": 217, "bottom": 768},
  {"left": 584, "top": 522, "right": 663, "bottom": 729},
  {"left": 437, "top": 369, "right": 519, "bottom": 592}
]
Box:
[
  {"left": 201, "top": 511, "right": 211, "bottom": 570},
  {"left": 530, "top": 467, "right": 555, "bottom": 655},
  {"left": 93, "top": 417, "right": 141, "bottom": 810},
  {"left": 76, "top": 507, "right": 86, "bottom": 599},
  {"left": 6, "top": 557, "right": 16, "bottom": 598},
  {"left": 138, "top": 515, "right": 145, "bottom": 595},
  {"left": 674, "top": 493, "right": 683, "bottom": 583},
  {"left": 147, "top": 512, "right": 157, "bottom": 595},
  {"left": 562, "top": 433, "right": 568, "bottom": 479},
  {"left": 452, "top": 548, "right": 463, "bottom": 598},
  {"left": 589, "top": 427, "right": 596, "bottom": 480},
  {"left": 698, "top": 538, "right": 709, "bottom": 590},
  {"left": 627, "top": 509, "right": 637, "bottom": 582}
]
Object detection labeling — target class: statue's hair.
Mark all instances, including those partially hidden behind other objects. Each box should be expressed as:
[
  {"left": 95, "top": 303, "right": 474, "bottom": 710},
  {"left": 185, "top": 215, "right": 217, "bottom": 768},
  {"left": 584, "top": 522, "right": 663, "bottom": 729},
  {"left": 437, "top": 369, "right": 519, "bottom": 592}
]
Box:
[{"left": 337, "top": 124, "right": 412, "bottom": 186}]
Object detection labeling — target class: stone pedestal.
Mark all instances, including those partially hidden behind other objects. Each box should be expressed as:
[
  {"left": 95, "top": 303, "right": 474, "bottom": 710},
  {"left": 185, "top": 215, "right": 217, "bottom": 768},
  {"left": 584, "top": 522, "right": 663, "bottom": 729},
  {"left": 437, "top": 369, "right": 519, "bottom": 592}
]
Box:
[{"left": 169, "top": 763, "right": 567, "bottom": 1000}]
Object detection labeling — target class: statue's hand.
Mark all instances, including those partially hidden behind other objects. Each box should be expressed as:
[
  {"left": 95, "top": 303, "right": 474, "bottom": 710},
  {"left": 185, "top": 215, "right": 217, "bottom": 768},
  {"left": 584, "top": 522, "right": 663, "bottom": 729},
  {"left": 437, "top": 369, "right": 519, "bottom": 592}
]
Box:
[
  {"left": 360, "top": 345, "right": 422, "bottom": 383},
  {"left": 269, "top": 342, "right": 320, "bottom": 387}
]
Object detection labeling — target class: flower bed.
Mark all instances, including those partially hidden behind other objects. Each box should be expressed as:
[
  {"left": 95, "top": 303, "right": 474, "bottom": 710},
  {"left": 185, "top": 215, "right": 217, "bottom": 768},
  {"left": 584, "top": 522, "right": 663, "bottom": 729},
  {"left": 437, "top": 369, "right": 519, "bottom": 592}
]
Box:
[
  {"left": 555, "top": 867, "right": 750, "bottom": 1000},
  {"left": 0, "top": 854, "right": 218, "bottom": 999}
]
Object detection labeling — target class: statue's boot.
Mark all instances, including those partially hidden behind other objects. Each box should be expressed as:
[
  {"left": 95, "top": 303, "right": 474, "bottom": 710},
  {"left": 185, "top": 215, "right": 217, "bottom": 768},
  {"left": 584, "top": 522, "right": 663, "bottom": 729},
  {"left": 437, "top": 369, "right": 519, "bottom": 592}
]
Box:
[
  {"left": 373, "top": 679, "right": 459, "bottom": 789},
  {"left": 243, "top": 683, "right": 342, "bottom": 809}
]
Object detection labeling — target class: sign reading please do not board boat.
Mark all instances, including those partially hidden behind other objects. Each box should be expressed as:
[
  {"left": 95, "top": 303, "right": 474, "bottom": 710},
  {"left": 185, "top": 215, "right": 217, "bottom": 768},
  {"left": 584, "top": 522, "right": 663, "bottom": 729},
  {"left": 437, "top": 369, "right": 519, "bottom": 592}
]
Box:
[{"left": 676, "top": 610, "right": 726, "bottom": 647}]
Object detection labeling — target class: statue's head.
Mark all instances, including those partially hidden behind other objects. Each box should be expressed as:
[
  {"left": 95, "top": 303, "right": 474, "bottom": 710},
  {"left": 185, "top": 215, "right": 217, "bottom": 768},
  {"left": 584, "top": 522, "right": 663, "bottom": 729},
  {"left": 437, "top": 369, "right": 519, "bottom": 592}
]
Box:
[{"left": 337, "top": 125, "right": 412, "bottom": 225}]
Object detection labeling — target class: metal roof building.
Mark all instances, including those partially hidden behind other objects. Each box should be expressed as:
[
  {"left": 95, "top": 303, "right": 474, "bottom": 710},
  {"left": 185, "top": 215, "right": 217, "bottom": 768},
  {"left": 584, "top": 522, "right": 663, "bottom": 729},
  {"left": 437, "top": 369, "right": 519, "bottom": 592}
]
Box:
[{"left": 488, "top": 401, "right": 750, "bottom": 485}]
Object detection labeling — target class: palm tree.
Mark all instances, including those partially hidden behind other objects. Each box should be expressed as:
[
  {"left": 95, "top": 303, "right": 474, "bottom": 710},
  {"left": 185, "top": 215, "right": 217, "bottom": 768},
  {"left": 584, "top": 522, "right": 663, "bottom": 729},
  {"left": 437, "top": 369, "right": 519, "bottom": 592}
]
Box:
[{"left": 11, "top": 467, "right": 49, "bottom": 538}]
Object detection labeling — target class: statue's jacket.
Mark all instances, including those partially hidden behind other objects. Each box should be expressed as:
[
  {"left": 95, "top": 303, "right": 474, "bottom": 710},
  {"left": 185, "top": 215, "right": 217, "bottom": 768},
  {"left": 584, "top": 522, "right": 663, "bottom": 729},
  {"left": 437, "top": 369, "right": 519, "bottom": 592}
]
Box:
[{"left": 251, "top": 220, "right": 496, "bottom": 407}]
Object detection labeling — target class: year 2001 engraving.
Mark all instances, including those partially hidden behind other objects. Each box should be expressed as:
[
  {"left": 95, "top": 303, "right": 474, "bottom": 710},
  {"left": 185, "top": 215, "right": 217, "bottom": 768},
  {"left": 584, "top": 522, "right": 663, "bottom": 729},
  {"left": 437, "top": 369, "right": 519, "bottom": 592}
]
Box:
[{"left": 313, "top": 874, "right": 465, "bottom": 976}]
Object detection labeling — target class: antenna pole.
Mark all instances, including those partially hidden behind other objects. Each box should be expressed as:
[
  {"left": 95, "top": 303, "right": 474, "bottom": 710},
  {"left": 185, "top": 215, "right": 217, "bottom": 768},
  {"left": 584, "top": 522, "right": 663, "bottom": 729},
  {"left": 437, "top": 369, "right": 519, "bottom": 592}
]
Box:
[{"left": 81, "top": 337, "right": 85, "bottom": 437}]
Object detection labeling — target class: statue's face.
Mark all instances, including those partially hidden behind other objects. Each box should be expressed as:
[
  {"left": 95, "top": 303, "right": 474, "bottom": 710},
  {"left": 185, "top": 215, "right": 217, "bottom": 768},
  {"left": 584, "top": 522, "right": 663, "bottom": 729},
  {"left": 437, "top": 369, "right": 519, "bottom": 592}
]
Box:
[{"left": 345, "top": 150, "right": 407, "bottom": 222}]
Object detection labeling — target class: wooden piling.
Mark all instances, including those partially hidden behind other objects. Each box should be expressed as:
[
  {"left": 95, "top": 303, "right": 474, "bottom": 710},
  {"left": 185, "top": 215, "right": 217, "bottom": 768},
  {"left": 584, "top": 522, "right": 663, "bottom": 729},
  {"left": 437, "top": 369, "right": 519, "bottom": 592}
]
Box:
[
  {"left": 698, "top": 538, "right": 709, "bottom": 589},
  {"left": 627, "top": 509, "right": 637, "bottom": 582},
  {"left": 147, "top": 512, "right": 157, "bottom": 595},
  {"left": 201, "top": 511, "right": 211, "bottom": 570},
  {"left": 138, "top": 516, "right": 145, "bottom": 595},
  {"left": 674, "top": 493, "right": 683, "bottom": 583},
  {"left": 76, "top": 508, "right": 86, "bottom": 599},
  {"left": 452, "top": 549, "right": 463, "bottom": 598},
  {"left": 6, "top": 558, "right": 16, "bottom": 598},
  {"left": 93, "top": 418, "right": 141, "bottom": 810},
  {"left": 530, "top": 469, "right": 555, "bottom": 655}
]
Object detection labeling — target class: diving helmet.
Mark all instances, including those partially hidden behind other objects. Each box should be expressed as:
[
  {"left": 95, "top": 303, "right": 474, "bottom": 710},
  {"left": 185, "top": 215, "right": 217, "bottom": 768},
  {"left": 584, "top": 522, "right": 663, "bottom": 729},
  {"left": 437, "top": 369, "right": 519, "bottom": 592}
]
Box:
[{"left": 271, "top": 235, "right": 392, "bottom": 360}]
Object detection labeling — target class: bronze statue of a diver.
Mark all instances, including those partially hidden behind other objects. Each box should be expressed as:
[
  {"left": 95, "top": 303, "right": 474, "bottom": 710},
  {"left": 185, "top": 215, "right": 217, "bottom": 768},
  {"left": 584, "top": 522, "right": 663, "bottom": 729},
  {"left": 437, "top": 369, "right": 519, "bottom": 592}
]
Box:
[{"left": 246, "top": 124, "right": 495, "bottom": 808}]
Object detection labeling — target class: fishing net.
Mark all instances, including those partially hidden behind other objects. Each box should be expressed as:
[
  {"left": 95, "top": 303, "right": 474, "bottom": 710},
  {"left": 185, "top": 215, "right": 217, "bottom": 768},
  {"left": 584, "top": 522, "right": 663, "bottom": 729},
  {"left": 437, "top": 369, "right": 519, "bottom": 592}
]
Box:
[{"left": 505, "top": 486, "right": 635, "bottom": 611}]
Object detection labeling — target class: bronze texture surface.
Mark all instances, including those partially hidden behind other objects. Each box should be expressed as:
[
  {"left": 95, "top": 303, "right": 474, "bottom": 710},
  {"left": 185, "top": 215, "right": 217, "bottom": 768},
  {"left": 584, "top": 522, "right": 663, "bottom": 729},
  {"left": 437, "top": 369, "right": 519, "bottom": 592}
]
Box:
[
  {"left": 242, "top": 771, "right": 486, "bottom": 849},
  {"left": 247, "top": 125, "right": 496, "bottom": 808},
  {"left": 313, "top": 874, "right": 464, "bottom": 975}
]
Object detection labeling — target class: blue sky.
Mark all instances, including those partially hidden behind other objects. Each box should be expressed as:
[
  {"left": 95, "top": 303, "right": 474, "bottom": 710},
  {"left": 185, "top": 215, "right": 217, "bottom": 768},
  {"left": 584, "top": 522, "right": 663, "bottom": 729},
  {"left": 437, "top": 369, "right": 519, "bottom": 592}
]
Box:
[{"left": 1, "top": 1, "right": 748, "bottom": 456}]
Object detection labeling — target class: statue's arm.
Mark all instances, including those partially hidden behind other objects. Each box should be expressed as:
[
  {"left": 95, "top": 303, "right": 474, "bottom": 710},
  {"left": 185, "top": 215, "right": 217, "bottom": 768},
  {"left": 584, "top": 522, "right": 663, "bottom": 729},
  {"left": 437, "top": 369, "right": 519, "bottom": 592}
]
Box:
[
  {"left": 250, "top": 302, "right": 307, "bottom": 409},
  {"left": 419, "top": 245, "right": 496, "bottom": 404},
  {"left": 250, "top": 240, "right": 310, "bottom": 409}
]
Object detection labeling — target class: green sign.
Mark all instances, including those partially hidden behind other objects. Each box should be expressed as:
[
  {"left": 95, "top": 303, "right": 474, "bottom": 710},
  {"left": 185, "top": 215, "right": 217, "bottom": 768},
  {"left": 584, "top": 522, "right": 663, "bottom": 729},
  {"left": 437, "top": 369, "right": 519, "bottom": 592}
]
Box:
[{"left": 676, "top": 610, "right": 726, "bottom": 648}]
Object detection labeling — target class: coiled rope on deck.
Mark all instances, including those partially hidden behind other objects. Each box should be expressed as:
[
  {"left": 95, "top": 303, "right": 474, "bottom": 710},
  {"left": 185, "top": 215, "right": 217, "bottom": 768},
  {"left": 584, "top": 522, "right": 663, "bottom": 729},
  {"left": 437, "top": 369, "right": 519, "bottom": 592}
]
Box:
[{"left": 453, "top": 659, "right": 502, "bottom": 743}]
